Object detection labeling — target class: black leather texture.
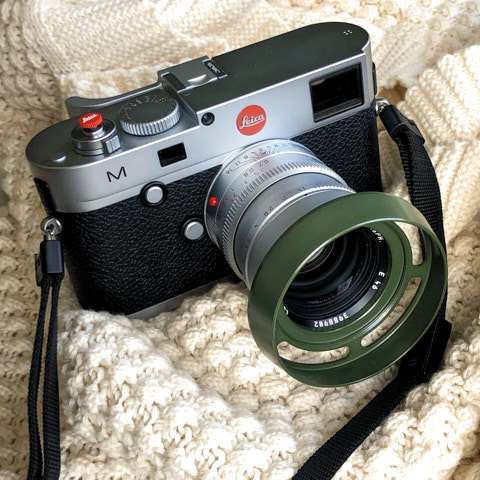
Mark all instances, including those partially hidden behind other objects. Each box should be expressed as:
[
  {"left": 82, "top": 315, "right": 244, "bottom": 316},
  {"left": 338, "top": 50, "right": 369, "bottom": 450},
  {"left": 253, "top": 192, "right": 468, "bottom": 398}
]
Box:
[
  {"left": 54, "top": 102, "right": 381, "bottom": 315},
  {"left": 292, "top": 102, "right": 381, "bottom": 192},
  {"left": 55, "top": 166, "right": 232, "bottom": 314}
]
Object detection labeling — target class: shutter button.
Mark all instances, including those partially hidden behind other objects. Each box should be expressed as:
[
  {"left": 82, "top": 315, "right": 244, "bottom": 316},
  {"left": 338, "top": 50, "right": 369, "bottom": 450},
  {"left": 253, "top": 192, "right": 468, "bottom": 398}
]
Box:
[{"left": 79, "top": 112, "right": 103, "bottom": 130}]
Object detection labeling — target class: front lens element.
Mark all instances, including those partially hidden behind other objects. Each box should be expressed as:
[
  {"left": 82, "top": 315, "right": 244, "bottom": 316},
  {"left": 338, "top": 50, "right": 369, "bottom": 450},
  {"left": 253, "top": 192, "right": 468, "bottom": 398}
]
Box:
[{"left": 284, "top": 228, "right": 390, "bottom": 329}]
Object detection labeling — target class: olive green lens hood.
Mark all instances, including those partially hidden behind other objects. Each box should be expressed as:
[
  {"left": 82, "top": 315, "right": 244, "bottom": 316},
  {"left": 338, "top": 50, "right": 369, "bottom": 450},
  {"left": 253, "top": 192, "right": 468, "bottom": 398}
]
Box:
[{"left": 248, "top": 192, "right": 447, "bottom": 387}]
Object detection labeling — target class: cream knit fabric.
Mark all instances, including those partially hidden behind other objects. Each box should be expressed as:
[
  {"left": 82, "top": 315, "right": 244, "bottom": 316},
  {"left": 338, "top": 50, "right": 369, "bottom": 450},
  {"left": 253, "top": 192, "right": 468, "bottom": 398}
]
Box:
[{"left": 1, "top": 1, "right": 480, "bottom": 479}]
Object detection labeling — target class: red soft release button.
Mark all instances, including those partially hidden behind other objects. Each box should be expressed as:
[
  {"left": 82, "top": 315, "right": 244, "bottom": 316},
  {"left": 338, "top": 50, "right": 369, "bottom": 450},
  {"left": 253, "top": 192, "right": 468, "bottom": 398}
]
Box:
[{"left": 79, "top": 112, "right": 103, "bottom": 129}]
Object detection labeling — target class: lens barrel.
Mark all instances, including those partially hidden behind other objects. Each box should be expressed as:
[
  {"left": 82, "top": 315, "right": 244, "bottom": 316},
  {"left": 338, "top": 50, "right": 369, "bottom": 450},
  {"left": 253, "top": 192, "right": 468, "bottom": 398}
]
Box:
[{"left": 205, "top": 140, "right": 355, "bottom": 287}]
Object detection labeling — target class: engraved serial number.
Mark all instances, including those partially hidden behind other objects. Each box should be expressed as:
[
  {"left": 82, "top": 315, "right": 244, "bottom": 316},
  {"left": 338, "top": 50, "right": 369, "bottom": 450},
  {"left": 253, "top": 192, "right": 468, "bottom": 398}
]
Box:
[{"left": 313, "top": 312, "right": 349, "bottom": 328}]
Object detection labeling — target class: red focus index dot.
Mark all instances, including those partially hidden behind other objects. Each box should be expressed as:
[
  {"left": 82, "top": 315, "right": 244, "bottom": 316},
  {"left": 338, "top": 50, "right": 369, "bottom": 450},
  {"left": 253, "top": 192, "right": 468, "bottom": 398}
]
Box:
[
  {"left": 79, "top": 112, "right": 103, "bottom": 129},
  {"left": 209, "top": 196, "right": 218, "bottom": 207}
]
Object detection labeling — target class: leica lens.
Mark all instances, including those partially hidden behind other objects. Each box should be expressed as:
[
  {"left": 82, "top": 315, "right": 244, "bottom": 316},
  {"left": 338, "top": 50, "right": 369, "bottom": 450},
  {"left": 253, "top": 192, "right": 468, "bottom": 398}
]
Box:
[
  {"left": 205, "top": 139, "right": 447, "bottom": 387},
  {"left": 205, "top": 139, "right": 390, "bottom": 328}
]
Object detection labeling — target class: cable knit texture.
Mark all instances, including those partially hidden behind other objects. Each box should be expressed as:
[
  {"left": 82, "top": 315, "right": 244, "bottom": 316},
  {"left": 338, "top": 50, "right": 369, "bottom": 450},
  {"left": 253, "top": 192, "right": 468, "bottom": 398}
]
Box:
[{"left": 1, "top": 1, "right": 480, "bottom": 479}]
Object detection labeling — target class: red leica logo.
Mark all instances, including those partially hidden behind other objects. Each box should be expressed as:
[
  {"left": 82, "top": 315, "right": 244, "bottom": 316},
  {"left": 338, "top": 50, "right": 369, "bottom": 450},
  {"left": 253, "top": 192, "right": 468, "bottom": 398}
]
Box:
[{"left": 236, "top": 105, "right": 267, "bottom": 135}]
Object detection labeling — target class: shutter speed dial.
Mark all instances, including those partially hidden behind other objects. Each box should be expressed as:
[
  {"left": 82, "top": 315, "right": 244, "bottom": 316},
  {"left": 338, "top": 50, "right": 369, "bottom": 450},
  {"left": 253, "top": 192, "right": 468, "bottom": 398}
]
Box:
[{"left": 119, "top": 92, "right": 181, "bottom": 136}]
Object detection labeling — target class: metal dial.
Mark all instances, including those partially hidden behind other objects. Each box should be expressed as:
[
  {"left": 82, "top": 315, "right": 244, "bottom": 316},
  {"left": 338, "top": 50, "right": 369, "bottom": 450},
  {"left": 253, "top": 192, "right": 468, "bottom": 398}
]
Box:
[{"left": 119, "top": 92, "right": 180, "bottom": 136}]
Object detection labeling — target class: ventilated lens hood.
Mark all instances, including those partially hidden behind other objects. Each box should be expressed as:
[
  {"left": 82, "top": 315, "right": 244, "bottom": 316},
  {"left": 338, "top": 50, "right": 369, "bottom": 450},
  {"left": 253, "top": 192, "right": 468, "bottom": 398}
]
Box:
[{"left": 248, "top": 192, "right": 447, "bottom": 387}]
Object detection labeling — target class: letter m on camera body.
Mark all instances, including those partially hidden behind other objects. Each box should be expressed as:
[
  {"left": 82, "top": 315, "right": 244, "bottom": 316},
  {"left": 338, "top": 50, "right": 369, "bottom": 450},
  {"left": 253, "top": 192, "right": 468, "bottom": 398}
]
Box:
[{"left": 27, "top": 23, "right": 447, "bottom": 386}]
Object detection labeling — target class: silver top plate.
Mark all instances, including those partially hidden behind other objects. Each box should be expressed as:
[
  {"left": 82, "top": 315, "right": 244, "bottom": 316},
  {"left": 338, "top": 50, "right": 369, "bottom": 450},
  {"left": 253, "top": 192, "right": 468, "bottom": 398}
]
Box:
[{"left": 26, "top": 22, "right": 374, "bottom": 213}]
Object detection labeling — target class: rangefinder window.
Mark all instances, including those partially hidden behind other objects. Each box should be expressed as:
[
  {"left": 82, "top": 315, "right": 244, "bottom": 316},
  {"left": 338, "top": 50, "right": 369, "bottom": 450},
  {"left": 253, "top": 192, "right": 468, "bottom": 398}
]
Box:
[{"left": 310, "top": 65, "right": 363, "bottom": 122}]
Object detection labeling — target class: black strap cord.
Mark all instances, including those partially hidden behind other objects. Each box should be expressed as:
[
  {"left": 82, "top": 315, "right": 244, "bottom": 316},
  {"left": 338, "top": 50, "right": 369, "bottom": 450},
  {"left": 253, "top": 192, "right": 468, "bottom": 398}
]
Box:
[
  {"left": 293, "top": 104, "right": 451, "bottom": 480},
  {"left": 27, "top": 276, "right": 51, "bottom": 479},
  {"left": 28, "top": 225, "right": 64, "bottom": 480}
]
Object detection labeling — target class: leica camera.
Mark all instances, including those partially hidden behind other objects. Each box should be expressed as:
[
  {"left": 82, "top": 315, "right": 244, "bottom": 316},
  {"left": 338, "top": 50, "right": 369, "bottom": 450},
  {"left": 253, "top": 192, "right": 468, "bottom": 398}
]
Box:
[{"left": 26, "top": 23, "right": 447, "bottom": 386}]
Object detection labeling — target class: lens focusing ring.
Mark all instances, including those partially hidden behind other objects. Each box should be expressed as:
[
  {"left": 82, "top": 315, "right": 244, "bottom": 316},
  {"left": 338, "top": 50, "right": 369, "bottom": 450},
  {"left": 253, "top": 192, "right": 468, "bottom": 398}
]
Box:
[{"left": 236, "top": 178, "right": 354, "bottom": 286}]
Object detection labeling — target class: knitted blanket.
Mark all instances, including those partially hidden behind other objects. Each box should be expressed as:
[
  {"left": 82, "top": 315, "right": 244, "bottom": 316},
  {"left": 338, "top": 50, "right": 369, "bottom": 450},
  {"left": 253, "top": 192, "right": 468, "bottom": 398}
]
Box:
[{"left": 1, "top": 1, "right": 480, "bottom": 478}]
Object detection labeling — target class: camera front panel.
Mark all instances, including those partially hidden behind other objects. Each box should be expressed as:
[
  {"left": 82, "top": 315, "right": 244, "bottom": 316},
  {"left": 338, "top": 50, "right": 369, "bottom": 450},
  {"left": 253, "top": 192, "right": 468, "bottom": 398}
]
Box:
[
  {"left": 55, "top": 166, "right": 232, "bottom": 316},
  {"left": 54, "top": 102, "right": 379, "bottom": 316},
  {"left": 293, "top": 100, "right": 380, "bottom": 192}
]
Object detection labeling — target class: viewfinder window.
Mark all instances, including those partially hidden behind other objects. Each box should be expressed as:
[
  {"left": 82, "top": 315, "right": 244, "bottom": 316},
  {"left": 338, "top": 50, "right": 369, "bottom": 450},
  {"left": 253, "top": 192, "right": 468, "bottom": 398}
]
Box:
[
  {"left": 158, "top": 143, "right": 187, "bottom": 167},
  {"left": 310, "top": 65, "right": 364, "bottom": 122}
]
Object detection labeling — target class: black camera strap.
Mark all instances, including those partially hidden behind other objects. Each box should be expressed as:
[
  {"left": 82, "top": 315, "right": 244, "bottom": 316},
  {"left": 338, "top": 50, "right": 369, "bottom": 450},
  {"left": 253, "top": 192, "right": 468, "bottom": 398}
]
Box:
[
  {"left": 293, "top": 104, "right": 451, "bottom": 480},
  {"left": 28, "top": 220, "right": 64, "bottom": 480},
  {"left": 26, "top": 104, "right": 450, "bottom": 480}
]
